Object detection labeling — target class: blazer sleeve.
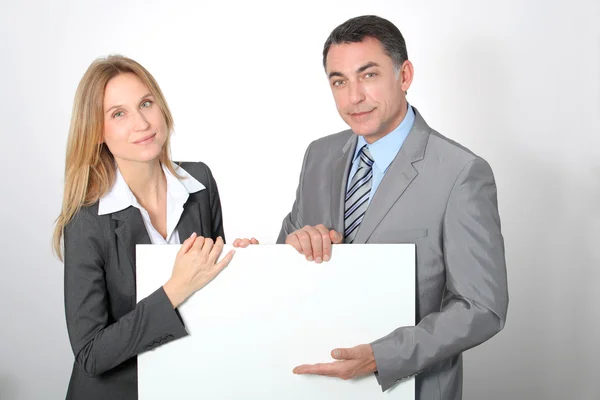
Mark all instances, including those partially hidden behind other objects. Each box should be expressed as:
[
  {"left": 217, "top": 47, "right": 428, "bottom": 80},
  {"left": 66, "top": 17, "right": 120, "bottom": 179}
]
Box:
[
  {"left": 370, "top": 157, "right": 509, "bottom": 391},
  {"left": 63, "top": 207, "right": 188, "bottom": 377},
  {"left": 276, "top": 144, "right": 312, "bottom": 243}
]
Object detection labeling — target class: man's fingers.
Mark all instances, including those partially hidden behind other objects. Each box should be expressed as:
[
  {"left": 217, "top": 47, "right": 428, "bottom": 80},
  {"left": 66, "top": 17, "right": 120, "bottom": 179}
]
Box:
[
  {"left": 232, "top": 238, "right": 250, "bottom": 248},
  {"left": 308, "top": 226, "right": 326, "bottom": 263},
  {"left": 330, "top": 229, "right": 343, "bottom": 244},
  {"left": 293, "top": 363, "right": 335, "bottom": 375},
  {"left": 297, "top": 229, "right": 314, "bottom": 261},
  {"left": 293, "top": 347, "right": 371, "bottom": 379},
  {"left": 293, "top": 361, "right": 347, "bottom": 377},
  {"left": 315, "top": 225, "right": 331, "bottom": 263},
  {"left": 285, "top": 233, "right": 303, "bottom": 254},
  {"left": 287, "top": 226, "right": 341, "bottom": 262},
  {"left": 250, "top": 237, "right": 259, "bottom": 245}
]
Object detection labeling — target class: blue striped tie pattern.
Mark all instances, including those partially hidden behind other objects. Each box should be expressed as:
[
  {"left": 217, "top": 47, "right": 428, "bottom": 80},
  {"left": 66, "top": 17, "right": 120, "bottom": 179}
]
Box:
[{"left": 344, "top": 145, "right": 374, "bottom": 243}]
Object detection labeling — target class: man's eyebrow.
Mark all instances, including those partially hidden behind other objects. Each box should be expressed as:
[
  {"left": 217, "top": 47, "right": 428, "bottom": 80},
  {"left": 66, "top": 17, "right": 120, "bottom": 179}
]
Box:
[
  {"left": 327, "top": 62, "right": 380, "bottom": 79},
  {"left": 328, "top": 71, "right": 346, "bottom": 79},
  {"left": 356, "top": 62, "right": 380, "bottom": 74}
]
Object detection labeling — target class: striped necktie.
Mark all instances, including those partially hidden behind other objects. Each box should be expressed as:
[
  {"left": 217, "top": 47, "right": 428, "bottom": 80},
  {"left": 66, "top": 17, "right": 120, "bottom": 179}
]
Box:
[{"left": 344, "top": 145, "right": 374, "bottom": 243}]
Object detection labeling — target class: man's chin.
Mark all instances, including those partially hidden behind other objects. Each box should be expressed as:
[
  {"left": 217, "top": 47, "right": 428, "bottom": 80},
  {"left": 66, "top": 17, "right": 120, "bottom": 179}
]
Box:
[
  {"left": 350, "top": 127, "right": 376, "bottom": 137},
  {"left": 349, "top": 127, "right": 388, "bottom": 144}
]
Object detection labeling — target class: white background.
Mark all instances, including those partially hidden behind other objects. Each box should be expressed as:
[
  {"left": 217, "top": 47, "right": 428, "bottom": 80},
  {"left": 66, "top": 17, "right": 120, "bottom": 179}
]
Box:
[{"left": 1, "top": 0, "right": 599, "bottom": 399}]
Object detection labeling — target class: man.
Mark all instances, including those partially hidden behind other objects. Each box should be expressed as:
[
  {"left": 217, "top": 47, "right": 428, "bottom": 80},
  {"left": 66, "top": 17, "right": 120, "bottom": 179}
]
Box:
[{"left": 277, "top": 15, "right": 508, "bottom": 399}]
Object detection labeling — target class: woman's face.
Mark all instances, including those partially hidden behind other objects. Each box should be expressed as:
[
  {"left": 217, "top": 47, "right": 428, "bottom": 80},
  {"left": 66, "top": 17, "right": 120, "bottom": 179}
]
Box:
[{"left": 102, "top": 72, "right": 168, "bottom": 165}]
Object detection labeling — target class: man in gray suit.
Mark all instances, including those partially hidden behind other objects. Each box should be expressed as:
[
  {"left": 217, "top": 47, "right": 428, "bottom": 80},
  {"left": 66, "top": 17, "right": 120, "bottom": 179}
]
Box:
[{"left": 279, "top": 15, "right": 509, "bottom": 399}]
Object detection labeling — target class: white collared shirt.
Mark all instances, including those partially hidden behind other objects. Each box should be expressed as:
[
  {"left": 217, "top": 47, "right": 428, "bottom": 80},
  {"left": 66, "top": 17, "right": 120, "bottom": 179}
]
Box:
[{"left": 98, "top": 162, "right": 205, "bottom": 244}]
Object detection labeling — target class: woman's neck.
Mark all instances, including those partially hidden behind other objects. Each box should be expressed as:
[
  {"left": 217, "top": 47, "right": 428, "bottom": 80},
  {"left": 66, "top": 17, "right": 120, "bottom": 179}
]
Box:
[{"left": 116, "top": 158, "right": 166, "bottom": 210}]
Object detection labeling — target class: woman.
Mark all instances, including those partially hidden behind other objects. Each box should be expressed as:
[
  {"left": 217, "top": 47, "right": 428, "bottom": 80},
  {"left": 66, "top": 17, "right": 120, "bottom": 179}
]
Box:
[{"left": 53, "top": 55, "right": 235, "bottom": 399}]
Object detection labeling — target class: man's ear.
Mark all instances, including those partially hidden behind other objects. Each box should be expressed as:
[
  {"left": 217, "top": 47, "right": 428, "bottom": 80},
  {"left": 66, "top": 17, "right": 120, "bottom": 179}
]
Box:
[{"left": 400, "top": 60, "right": 414, "bottom": 94}]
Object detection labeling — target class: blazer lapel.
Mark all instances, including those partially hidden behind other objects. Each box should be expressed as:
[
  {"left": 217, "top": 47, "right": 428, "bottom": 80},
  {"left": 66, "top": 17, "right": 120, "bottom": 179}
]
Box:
[
  {"left": 330, "top": 134, "right": 357, "bottom": 234},
  {"left": 113, "top": 207, "right": 151, "bottom": 269},
  {"left": 353, "top": 109, "right": 430, "bottom": 243},
  {"left": 111, "top": 195, "right": 203, "bottom": 269},
  {"left": 176, "top": 199, "right": 202, "bottom": 241}
]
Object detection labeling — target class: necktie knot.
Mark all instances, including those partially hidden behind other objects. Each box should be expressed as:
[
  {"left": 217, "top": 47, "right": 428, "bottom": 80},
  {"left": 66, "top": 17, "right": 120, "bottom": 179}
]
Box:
[{"left": 358, "top": 146, "right": 374, "bottom": 169}]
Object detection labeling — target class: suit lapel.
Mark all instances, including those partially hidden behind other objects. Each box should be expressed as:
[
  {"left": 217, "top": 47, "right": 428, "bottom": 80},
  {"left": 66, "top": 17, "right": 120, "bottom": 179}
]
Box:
[
  {"left": 353, "top": 109, "right": 430, "bottom": 243},
  {"left": 113, "top": 207, "right": 151, "bottom": 269},
  {"left": 330, "top": 135, "right": 357, "bottom": 234},
  {"left": 176, "top": 198, "right": 202, "bottom": 241},
  {"left": 112, "top": 196, "right": 203, "bottom": 270}
]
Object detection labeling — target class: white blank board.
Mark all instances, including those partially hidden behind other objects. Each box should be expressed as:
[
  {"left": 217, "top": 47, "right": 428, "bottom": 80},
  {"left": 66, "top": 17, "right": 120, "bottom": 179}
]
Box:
[{"left": 136, "top": 244, "right": 415, "bottom": 399}]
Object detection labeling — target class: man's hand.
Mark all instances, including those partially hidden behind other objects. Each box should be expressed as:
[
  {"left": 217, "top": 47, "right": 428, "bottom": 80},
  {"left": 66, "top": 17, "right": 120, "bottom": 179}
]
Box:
[
  {"left": 285, "top": 224, "right": 343, "bottom": 263},
  {"left": 293, "top": 344, "right": 377, "bottom": 379},
  {"left": 232, "top": 237, "right": 260, "bottom": 248}
]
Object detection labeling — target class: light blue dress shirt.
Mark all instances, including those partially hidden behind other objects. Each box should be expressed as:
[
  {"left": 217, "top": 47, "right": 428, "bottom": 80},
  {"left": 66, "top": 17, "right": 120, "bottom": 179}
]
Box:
[{"left": 346, "top": 104, "right": 415, "bottom": 206}]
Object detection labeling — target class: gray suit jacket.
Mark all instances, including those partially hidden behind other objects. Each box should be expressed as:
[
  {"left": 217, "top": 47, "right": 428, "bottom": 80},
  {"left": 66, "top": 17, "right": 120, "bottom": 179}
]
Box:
[
  {"left": 277, "top": 108, "right": 508, "bottom": 400},
  {"left": 63, "top": 162, "right": 224, "bottom": 400}
]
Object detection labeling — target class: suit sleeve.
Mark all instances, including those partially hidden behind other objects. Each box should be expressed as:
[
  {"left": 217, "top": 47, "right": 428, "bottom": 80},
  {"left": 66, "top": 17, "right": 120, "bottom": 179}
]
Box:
[
  {"left": 64, "top": 208, "right": 188, "bottom": 377},
  {"left": 370, "top": 157, "right": 509, "bottom": 391},
  {"left": 276, "top": 144, "right": 312, "bottom": 244}
]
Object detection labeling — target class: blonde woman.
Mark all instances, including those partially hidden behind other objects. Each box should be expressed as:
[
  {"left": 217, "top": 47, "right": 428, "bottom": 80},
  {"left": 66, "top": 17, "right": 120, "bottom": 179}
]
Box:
[{"left": 53, "top": 55, "right": 235, "bottom": 399}]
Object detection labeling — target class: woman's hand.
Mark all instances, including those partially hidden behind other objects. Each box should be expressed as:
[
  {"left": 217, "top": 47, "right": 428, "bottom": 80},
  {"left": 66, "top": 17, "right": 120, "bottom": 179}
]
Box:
[{"left": 163, "top": 233, "right": 235, "bottom": 308}]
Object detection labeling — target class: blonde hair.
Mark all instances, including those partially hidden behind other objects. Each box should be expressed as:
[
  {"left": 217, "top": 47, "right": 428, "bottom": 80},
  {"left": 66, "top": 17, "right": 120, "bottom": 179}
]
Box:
[{"left": 53, "top": 55, "right": 179, "bottom": 260}]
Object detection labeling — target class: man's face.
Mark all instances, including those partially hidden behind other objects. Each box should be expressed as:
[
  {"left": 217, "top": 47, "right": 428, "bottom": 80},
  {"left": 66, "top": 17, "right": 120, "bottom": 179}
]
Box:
[{"left": 326, "top": 37, "right": 413, "bottom": 143}]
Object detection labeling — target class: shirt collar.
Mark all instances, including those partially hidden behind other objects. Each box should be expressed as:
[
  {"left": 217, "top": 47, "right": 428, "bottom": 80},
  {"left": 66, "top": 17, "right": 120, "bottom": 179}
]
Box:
[
  {"left": 353, "top": 104, "right": 416, "bottom": 173},
  {"left": 98, "top": 161, "right": 205, "bottom": 215}
]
